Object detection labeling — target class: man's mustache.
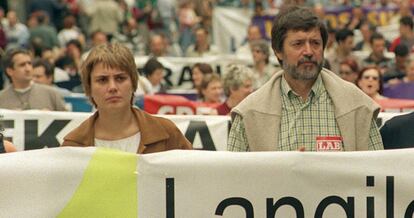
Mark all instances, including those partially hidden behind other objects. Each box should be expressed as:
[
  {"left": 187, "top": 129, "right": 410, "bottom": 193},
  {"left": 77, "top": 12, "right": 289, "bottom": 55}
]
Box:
[{"left": 298, "top": 56, "right": 318, "bottom": 65}]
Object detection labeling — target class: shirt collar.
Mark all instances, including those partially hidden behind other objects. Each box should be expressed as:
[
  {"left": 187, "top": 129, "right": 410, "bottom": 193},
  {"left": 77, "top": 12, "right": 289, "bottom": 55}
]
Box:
[{"left": 281, "top": 73, "right": 323, "bottom": 100}]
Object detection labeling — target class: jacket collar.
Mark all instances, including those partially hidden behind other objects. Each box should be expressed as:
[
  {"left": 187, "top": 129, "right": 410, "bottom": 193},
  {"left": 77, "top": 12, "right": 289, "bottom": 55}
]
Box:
[
  {"left": 66, "top": 108, "right": 170, "bottom": 150},
  {"left": 134, "top": 108, "right": 170, "bottom": 146}
]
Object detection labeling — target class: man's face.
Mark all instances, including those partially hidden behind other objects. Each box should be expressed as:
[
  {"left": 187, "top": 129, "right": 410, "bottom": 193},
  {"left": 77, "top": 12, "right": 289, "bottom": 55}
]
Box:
[
  {"left": 92, "top": 33, "right": 107, "bottom": 46},
  {"left": 399, "top": 24, "right": 410, "bottom": 37},
  {"left": 371, "top": 38, "right": 385, "bottom": 57},
  {"left": 340, "top": 36, "right": 354, "bottom": 53},
  {"left": 7, "top": 11, "right": 17, "bottom": 26},
  {"left": 33, "top": 66, "right": 53, "bottom": 85},
  {"left": 360, "top": 24, "right": 372, "bottom": 41},
  {"left": 247, "top": 26, "right": 262, "bottom": 42},
  {"left": 195, "top": 29, "right": 208, "bottom": 46},
  {"left": 275, "top": 28, "right": 324, "bottom": 81},
  {"left": 150, "top": 36, "right": 165, "bottom": 56},
  {"left": 7, "top": 53, "right": 33, "bottom": 85},
  {"left": 252, "top": 46, "right": 266, "bottom": 63}
]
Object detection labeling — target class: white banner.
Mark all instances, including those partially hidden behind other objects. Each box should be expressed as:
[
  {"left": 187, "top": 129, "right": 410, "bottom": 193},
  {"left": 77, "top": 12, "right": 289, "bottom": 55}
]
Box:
[
  {"left": 0, "top": 109, "right": 230, "bottom": 151},
  {"left": 1, "top": 147, "right": 414, "bottom": 217},
  {"left": 0, "top": 109, "right": 404, "bottom": 152},
  {"left": 135, "top": 55, "right": 250, "bottom": 89}
]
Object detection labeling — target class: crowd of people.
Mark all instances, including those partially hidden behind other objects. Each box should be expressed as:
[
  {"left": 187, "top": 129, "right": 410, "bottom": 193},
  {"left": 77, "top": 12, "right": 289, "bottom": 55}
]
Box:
[{"left": 0, "top": 0, "right": 413, "bottom": 154}]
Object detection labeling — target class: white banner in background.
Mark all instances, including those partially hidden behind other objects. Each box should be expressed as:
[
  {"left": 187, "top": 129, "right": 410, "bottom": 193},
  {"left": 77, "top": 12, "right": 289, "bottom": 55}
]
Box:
[
  {"left": 135, "top": 55, "right": 250, "bottom": 89},
  {"left": 1, "top": 148, "right": 414, "bottom": 217},
  {"left": 0, "top": 109, "right": 230, "bottom": 151}
]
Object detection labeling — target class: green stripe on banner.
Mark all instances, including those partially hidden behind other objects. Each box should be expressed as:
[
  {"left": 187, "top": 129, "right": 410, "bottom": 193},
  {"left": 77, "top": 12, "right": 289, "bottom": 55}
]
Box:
[{"left": 58, "top": 148, "right": 137, "bottom": 218}]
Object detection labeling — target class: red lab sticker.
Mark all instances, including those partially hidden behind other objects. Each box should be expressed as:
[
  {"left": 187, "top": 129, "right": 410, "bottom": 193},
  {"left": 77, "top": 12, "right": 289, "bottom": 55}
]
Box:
[{"left": 316, "top": 136, "right": 343, "bottom": 151}]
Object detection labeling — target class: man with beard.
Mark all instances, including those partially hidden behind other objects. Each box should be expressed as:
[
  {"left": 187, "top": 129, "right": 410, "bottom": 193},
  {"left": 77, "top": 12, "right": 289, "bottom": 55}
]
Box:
[{"left": 227, "top": 6, "right": 383, "bottom": 152}]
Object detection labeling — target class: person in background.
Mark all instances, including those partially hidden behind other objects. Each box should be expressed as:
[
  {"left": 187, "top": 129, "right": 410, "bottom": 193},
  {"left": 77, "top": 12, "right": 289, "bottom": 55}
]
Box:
[
  {"left": 250, "top": 39, "right": 278, "bottom": 89},
  {"left": 326, "top": 28, "right": 357, "bottom": 74},
  {"left": 57, "top": 14, "right": 85, "bottom": 48},
  {"left": 216, "top": 64, "right": 254, "bottom": 115},
  {"left": 357, "top": 67, "right": 387, "bottom": 100},
  {"left": 148, "top": 33, "right": 181, "bottom": 57},
  {"left": 186, "top": 26, "right": 219, "bottom": 57},
  {"left": 228, "top": 6, "right": 383, "bottom": 152},
  {"left": 191, "top": 63, "right": 213, "bottom": 98},
  {"left": 62, "top": 43, "right": 192, "bottom": 153},
  {"left": 389, "top": 16, "right": 414, "bottom": 52},
  {"left": 353, "top": 21, "right": 375, "bottom": 52},
  {"left": 380, "top": 112, "right": 414, "bottom": 149},
  {"left": 199, "top": 73, "right": 223, "bottom": 104},
  {"left": 385, "top": 44, "right": 409, "bottom": 82},
  {"left": 339, "top": 58, "right": 359, "bottom": 84},
  {"left": 32, "top": 58, "right": 71, "bottom": 97},
  {"left": 3, "top": 10, "right": 30, "bottom": 50},
  {"left": 141, "top": 57, "right": 169, "bottom": 94},
  {"left": 360, "top": 32, "right": 393, "bottom": 75},
  {"left": 0, "top": 48, "right": 66, "bottom": 111},
  {"left": 236, "top": 24, "right": 263, "bottom": 58}
]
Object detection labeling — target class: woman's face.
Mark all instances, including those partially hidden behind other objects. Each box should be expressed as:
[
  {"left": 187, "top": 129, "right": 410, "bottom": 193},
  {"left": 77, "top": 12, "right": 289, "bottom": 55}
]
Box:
[
  {"left": 202, "top": 80, "right": 223, "bottom": 103},
  {"left": 90, "top": 63, "right": 133, "bottom": 111},
  {"left": 192, "top": 67, "right": 203, "bottom": 87},
  {"left": 148, "top": 68, "right": 164, "bottom": 86},
  {"left": 339, "top": 64, "right": 358, "bottom": 84},
  {"left": 358, "top": 68, "right": 381, "bottom": 97},
  {"left": 252, "top": 46, "right": 266, "bottom": 64}
]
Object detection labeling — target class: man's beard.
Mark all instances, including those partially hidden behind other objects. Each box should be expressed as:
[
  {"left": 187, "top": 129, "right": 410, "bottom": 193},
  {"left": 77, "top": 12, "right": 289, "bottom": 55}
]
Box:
[{"left": 282, "top": 56, "right": 324, "bottom": 81}]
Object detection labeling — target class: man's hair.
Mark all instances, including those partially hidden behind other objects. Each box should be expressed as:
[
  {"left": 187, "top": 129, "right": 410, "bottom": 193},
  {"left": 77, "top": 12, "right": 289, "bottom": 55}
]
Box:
[
  {"left": 81, "top": 43, "right": 138, "bottom": 105},
  {"left": 369, "top": 32, "right": 385, "bottom": 44},
  {"left": 335, "top": 28, "right": 354, "bottom": 43},
  {"left": 142, "top": 57, "right": 164, "bottom": 77},
  {"left": 3, "top": 48, "right": 31, "bottom": 70},
  {"left": 271, "top": 6, "right": 328, "bottom": 64},
  {"left": 223, "top": 64, "right": 254, "bottom": 97},
  {"left": 400, "top": 16, "right": 414, "bottom": 30},
  {"left": 394, "top": 44, "right": 409, "bottom": 57},
  {"left": 33, "top": 58, "right": 54, "bottom": 78},
  {"left": 250, "top": 39, "right": 270, "bottom": 64},
  {"left": 66, "top": 39, "right": 83, "bottom": 52},
  {"left": 2, "top": 48, "right": 31, "bottom": 83}
]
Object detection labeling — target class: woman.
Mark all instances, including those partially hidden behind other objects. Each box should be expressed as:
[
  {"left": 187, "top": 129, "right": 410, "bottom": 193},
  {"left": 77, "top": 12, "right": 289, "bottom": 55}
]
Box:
[
  {"left": 191, "top": 63, "right": 213, "bottom": 99},
  {"left": 357, "top": 67, "right": 387, "bottom": 100},
  {"left": 200, "top": 73, "right": 223, "bottom": 104},
  {"left": 216, "top": 64, "right": 254, "bottom": 115},
  {"left": 339, "top": 58, "right": 359, "bottom": 85},
  {"left": 250, "top": 40, "right": 278, "bottom": 89},
  {"left": 61, "top": 43, "right": 192, "bottom": 153}
]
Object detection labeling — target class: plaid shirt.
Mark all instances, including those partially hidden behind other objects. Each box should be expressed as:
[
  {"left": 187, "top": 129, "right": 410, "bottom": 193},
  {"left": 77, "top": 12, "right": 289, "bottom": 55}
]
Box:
[{"left": 228, "top": 75, "right": 383, "bottom": 151}]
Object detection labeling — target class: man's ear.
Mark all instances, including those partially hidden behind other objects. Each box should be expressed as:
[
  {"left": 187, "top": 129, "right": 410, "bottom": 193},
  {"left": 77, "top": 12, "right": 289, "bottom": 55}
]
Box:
[{"left": 5, "top": 67, "right": 13, "bottom": 78}]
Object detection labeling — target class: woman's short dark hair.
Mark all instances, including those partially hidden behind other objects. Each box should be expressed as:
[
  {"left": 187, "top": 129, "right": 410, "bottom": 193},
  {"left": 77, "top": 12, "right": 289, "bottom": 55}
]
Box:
[
  {"left": 192, "top": 63, "right": 213, "bottom": 75},
  {"left": 271, "top": 6, "right": 328, "bottom": 65}
]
